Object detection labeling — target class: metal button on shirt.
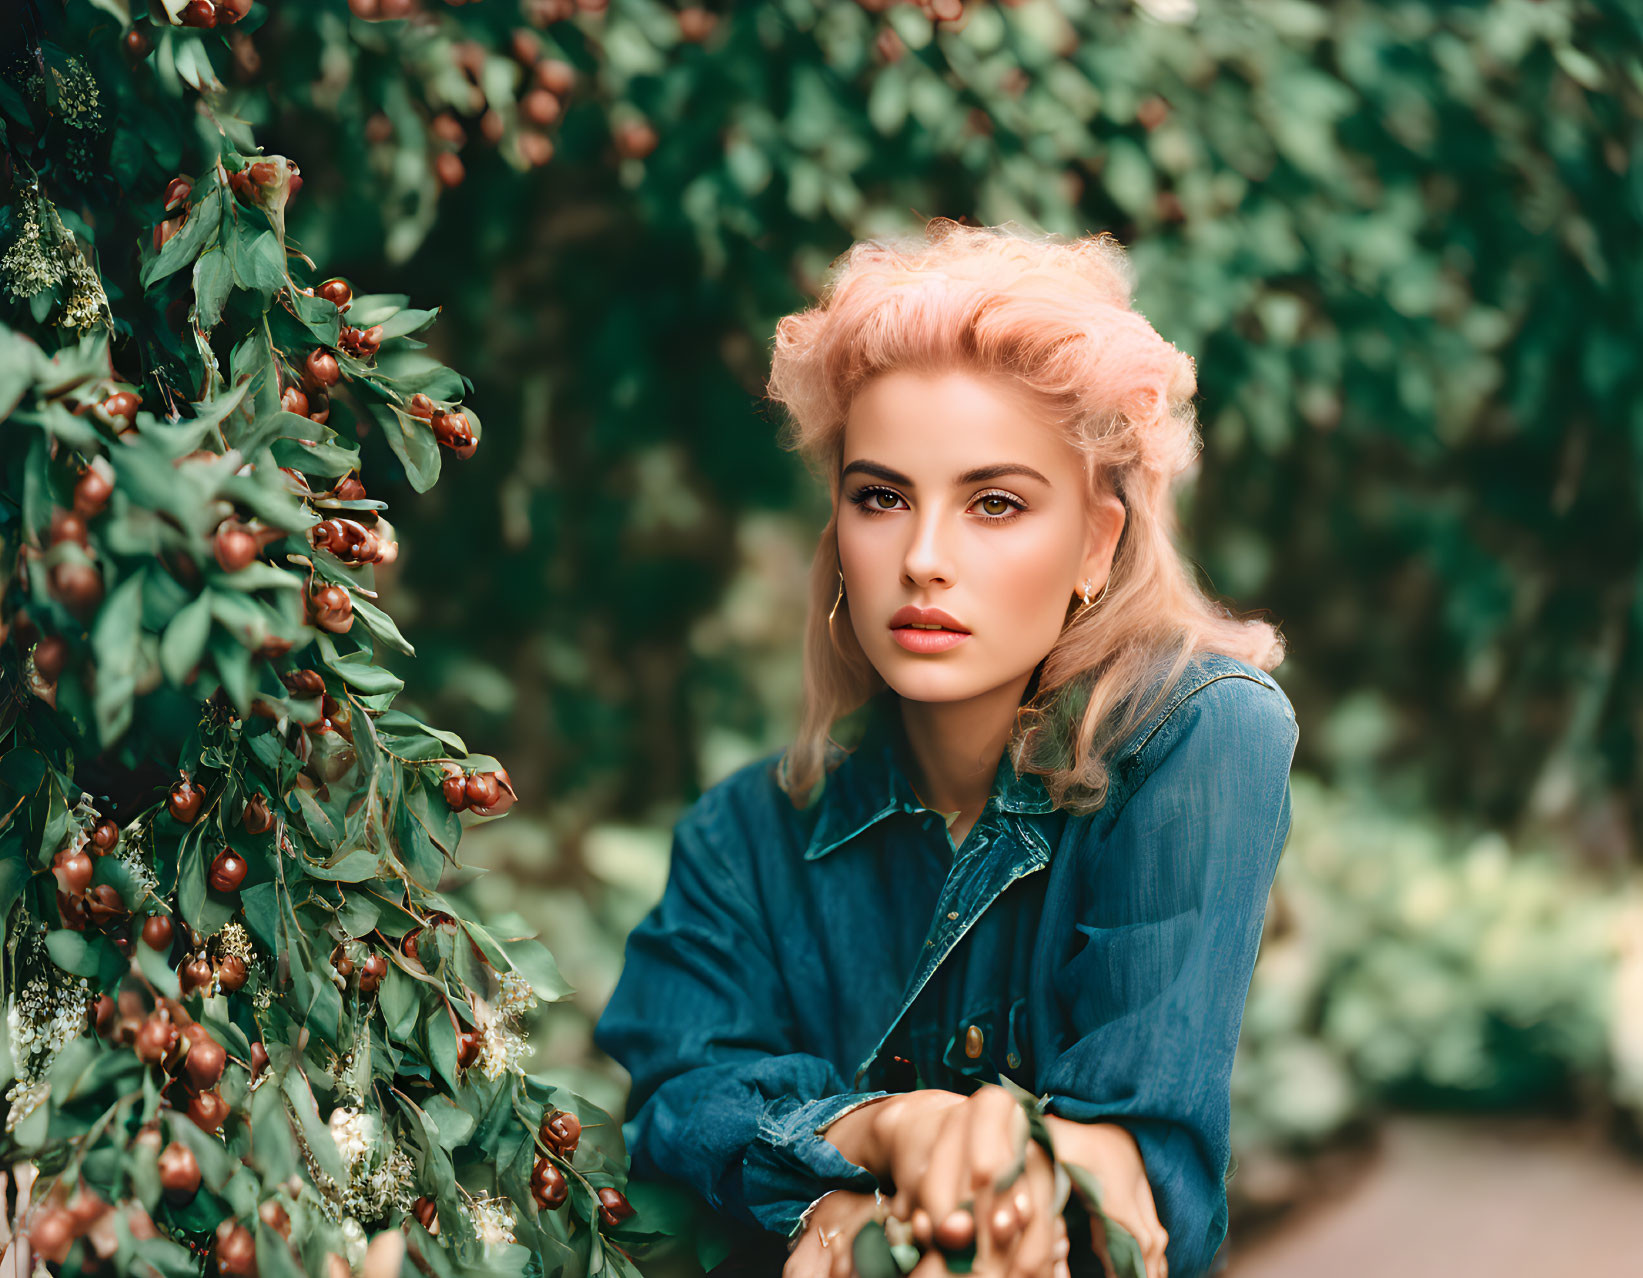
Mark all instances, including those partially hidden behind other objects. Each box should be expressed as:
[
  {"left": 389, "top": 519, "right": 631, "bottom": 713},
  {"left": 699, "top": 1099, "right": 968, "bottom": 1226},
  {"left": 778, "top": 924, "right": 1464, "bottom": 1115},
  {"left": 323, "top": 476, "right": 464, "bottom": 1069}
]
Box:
[{"left": 593, "top": 651, "right": 1300, "bottom": 1278}]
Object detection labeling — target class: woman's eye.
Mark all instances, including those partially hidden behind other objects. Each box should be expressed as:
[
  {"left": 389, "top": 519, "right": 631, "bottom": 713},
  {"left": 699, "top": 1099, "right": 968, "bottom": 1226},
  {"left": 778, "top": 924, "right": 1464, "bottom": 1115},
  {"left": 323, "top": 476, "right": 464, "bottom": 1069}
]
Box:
[
  {"left": 978, "top": 496, "right": 1012, "bottom": 517},
  {"left": 873, "top": 490, "right": 901, "bottom": 510}
]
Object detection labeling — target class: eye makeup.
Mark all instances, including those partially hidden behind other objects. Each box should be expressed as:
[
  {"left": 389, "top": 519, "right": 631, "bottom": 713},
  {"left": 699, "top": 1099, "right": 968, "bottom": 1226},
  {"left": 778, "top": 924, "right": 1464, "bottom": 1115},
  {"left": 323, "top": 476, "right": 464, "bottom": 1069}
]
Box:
[{"left": 845, "top": 485, "right": 1029, "bottom": 524}]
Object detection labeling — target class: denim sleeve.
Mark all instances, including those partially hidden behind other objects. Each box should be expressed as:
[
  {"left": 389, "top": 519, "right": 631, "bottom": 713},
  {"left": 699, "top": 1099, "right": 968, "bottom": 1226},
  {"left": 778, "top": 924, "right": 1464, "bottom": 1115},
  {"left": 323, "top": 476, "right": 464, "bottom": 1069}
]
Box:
[
  {"left": 1037, "top": 677, "right": 1299, "bottom": 1278},
  {"left": 591, "top": 796, "right": 893, "bottom": 1239}
]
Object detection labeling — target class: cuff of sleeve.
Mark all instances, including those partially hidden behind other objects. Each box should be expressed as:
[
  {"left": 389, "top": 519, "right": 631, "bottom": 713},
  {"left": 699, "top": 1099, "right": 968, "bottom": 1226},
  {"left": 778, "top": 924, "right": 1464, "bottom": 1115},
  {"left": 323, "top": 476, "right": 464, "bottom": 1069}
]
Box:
[{"left": 745, "top": 1090, "right": 893, "bottom": 1239}]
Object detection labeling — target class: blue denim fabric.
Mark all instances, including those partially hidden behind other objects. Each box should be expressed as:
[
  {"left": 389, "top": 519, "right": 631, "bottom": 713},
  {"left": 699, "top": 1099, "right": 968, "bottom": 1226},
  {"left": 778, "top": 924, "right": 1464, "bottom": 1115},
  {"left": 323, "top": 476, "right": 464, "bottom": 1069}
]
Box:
[{"left": 592, "top": 651, "right": 1299, "bottom": 1278}]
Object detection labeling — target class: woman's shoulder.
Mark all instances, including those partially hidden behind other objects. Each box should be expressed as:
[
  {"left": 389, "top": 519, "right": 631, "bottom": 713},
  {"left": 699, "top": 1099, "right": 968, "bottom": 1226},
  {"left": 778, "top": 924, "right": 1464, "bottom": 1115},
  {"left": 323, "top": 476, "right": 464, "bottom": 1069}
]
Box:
[{"left": 1106, "top": 650, "right": 1298, "bottom": 793}]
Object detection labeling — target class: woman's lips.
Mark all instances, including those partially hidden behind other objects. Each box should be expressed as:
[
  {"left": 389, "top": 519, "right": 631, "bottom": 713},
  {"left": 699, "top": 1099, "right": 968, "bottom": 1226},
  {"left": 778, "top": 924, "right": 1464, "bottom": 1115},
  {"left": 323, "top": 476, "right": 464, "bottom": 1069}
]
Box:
[{"left": 891, "top": 627, "right": 971, "bottom": 654}]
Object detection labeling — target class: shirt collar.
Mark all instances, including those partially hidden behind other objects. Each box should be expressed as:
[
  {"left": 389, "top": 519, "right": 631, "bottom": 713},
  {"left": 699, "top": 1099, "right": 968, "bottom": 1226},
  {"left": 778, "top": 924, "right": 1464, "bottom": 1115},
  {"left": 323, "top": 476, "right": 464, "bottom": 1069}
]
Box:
[{"left": 801, "top": 689, "right": 1056, "bottom": 861}]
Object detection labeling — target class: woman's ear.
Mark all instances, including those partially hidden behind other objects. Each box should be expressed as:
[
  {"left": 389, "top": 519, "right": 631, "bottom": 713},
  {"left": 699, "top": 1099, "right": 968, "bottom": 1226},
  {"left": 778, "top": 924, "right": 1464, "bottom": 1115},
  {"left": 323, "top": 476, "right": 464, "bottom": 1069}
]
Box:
[{"left": 1081, "top": 490, "right": 1127, "bottom": 588}]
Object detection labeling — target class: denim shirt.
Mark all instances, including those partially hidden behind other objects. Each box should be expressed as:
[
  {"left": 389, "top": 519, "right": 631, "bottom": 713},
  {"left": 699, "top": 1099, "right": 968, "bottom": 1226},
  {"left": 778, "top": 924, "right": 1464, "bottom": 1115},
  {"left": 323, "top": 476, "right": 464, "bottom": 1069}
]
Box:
[{"left": 593, "top": 651, "right": 1299, "bottom": 1278}]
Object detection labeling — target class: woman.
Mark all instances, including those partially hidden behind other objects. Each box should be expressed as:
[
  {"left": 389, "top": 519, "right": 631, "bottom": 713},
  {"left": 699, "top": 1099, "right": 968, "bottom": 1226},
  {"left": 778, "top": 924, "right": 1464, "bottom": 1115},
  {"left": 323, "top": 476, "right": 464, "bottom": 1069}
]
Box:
[{"left": 593, "top": 220, "right": 1298, "bottom": 1278}]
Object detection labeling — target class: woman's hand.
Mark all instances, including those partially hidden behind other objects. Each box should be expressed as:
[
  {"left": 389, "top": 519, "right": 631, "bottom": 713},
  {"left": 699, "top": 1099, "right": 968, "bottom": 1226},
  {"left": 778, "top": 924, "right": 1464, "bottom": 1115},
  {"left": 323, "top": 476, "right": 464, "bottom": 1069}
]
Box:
[
  {"left": 782, "top": 1189, "right": 887, "bottom": 1278},
  {"left": 878, "top": 1085, "right": 1052, "bottom": 1271},
  {"left": 906, "top": 1132, "right": 1070, "bottom": 1278},
  {"left": 1042, "top": 1116, "right": 1168, "bottom": 1278}
]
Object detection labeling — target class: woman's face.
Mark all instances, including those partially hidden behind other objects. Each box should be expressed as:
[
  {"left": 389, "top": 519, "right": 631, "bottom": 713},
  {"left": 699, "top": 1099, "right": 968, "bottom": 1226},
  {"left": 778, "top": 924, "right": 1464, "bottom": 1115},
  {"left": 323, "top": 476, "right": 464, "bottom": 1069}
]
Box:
[{"left": 837, "top": 368, "right": 1124, "bottom": 706}]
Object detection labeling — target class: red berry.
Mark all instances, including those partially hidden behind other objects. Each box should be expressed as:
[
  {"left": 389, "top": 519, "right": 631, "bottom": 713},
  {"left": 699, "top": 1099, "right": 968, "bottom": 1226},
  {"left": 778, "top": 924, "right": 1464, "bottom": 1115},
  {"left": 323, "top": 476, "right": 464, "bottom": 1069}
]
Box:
[
  {"left": 216, "top": 1223, "right": 256, "bottom": 1278},
  {"left": 441, "top": 774, "right": 468, "bottom": 811},
  {"left": 184, "top": 1035, "right": 227, "bottom": 1089},
  {"left": 540, "top": 1109, "right": 581, "bottom": 1158},
  {"left": 464, "top": 772, "right": 501, "bottom": 809},
  {"left": 168, "top": 778, "right": 203, "bottom": 824},
  {"left": 282, "top": 669, "right": 326, "bottom": 698},
  {"left": 209, "top": 849, "right": 247, "bottom": 893},
  {"left": 317, "top": 278, "right": 352, "bottom": 310},
  {"left": 280, "top": 385, "right": 310, "bottom": 416},
  {"left": 48, "top": 560, "right": 104, "bottom": 616},
  {"left": 456, "top": 1029, "right": 481, "bottom": 1069},
  {"left": 90, "top": 818, "right": 120, "bottom": 851},
  {"left": 32, "top": 634, "right": 68, "bottom": 681},
  {"left": 125, "top": 27, "right": 153, "bottom": 59},
  {"left": 407, "top": 393, "right": 434, "bottom": 419},
  {"left": 304, "top": 349, "right": 341, "bottom": 389},
  {"left": 134, "top": 1015, "right": 178, "bottom": 1065},
  {"left": 27, "top": 1208, "right": 74, "bottom": 1264},
  {"left": 532, "top": 1159, "right": 568, "bottom": 1210},
  {"left": 181, "top": 955, "right": 215, "bottom": 994},
  {"left": 433, "top": 152, "right": 465, "bottom": 188},
  {"left": 159, "top": 1142, "right": 201, "bottom": 1201},
  {"left": 597, "top": 1187, "right": 636, "bottom": 1228},
  {"left": 214, "top": 525, "right": 258, "bottom": 573},
  {"left": 535, "top": 59, "right": 575, "bottom": 95},
  {"left": 49, "top": 508, "right": 88, "bottom": 548},
  {"left": 189, "top": 1088, "right": 230, "bottom": 1132},
  {"left": 103, "top": 391, "right": 141, "bottom": 421},
  {"left": 162, "top": 176, "right": 193, "bottom": 212},
  {"left": 73, "top": 466, "right": 113, "bottom": 517},
  {"left": 216, "top": 954, "right": 248, "bottom": 992},
  {"left": 522, "top": 89, "right": 560, "bottom": 128},
  {"left": 141, "top": 914, "right": 173, "bottom": 951},
  {"left": 60, "top": 851, "right": 94, "bottom": 894},
  {"left": 179, "top": 0, "right": 216, "bottom": 27}
]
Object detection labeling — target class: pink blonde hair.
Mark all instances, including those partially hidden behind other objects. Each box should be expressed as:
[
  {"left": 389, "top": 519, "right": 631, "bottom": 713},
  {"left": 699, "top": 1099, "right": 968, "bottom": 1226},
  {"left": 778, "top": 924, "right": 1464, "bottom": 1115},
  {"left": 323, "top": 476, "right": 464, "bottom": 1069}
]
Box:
[{"left": 767, "top": 218, "right": 1286, "bottom": 813}]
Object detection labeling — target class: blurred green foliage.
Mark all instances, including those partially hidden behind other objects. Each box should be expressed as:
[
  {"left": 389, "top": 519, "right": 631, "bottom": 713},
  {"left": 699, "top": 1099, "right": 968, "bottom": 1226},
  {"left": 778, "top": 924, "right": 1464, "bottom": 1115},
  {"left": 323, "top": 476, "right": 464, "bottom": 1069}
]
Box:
[{"left": 266, "top": 0, "right": 1643, "bottom": 855}]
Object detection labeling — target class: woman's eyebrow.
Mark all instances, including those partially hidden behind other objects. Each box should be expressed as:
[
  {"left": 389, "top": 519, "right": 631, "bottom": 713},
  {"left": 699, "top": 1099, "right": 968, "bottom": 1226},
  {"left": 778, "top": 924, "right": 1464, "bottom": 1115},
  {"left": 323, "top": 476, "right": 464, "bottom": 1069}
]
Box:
[{"left": 840, "top": 459, "right": 1052, "bottom": 487}]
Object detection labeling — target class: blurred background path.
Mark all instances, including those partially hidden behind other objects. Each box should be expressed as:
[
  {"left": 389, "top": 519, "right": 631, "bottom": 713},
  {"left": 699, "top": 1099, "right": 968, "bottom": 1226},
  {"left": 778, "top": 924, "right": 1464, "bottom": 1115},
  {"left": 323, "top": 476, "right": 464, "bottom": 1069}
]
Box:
[{"left": 1225, "top": 1115, "right": 1643, "bottom": 1277}]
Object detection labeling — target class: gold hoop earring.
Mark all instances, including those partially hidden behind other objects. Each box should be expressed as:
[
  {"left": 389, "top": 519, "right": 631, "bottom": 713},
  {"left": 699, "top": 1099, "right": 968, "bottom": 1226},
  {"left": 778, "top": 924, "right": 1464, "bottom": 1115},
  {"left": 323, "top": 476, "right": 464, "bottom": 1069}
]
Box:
[{"left": 828, "top": 568, "right": 845, "bottom": 632}]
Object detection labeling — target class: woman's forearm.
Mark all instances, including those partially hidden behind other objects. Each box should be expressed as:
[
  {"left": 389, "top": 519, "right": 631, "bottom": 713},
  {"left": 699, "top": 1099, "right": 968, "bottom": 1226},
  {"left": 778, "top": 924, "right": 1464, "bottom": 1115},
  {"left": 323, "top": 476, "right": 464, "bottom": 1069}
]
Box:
[
  {"left": 1041, "top": 1114, "right": 1147, "bottom": 1184},
  {"left": 822, "top": 1089, "right": 966, "bottom": 1179}
]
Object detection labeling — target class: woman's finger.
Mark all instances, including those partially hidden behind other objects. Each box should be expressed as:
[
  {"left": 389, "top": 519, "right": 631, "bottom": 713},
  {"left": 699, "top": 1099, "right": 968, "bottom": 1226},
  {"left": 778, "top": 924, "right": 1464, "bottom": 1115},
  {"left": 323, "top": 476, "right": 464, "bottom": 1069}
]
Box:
[
  {"left": 917, "top": 1112, "right": 974, "bottom": 1252},
  {"left": 1000, "top": 1140, "right": 1059, "bottom": 1278},
  {"left": 966, "top": 1088, "right": 1028, "bottom": 1266}
]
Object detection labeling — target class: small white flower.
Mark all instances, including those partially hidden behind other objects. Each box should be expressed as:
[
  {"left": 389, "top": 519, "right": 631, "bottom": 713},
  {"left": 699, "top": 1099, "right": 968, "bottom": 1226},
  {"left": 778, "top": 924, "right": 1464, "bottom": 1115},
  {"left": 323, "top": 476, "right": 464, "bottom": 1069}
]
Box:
[
  {"left": 475, "top": 1023, "right": 530, "bottom": 1080},
  {"left": 466, "top": 1194, "right": 516, "bottom": 1248}
]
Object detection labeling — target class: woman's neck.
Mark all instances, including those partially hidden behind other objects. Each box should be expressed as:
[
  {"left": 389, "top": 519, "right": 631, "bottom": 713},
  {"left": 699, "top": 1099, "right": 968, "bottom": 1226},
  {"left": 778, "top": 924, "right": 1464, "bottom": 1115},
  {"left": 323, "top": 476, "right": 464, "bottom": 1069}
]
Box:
[{"left": 895, "top": 672, "right": 1033, "bottom": 821}]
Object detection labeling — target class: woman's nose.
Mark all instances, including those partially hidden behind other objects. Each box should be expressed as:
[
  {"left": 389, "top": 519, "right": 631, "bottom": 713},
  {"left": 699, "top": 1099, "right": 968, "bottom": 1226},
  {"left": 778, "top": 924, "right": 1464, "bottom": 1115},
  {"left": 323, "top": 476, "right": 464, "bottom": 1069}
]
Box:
[{"left": 902, "top": 511, "right": 956, "bottom": 585}]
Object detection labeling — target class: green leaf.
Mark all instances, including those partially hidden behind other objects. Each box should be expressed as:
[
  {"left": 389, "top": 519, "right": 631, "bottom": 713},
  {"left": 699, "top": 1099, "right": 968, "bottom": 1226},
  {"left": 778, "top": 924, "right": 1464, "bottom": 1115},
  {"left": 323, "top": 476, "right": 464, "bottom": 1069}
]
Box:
[
  {"left": 345, "top": 294, "right": 410, "bottom": 325},
  {"left": 173, "top": 38, "right": 223, "bottom": 94},
  {"left": 372, "top": 403, "right": 442, "bottom": 494},
  {"left": 249, "top": 1075, "right": 303, "bottom": 1185},
  {"left": 393, "top": 795, "right": 446, "bottom": 891},
  {"left": 193, "top": 247, "right": 233, "bottom": 332},
  {"left": 301, "top": 845, "right": 383, "bottom": 882},
  {"left": 499, "top": 938, "right": 573, "bottom": 1003},
  {"left": 141, "top": 174, "right": 223, "bottom": 288},
  {"left": 90, "top": 571, "right": 146, "bottom": 746},
  {"left": 281, "top": 1069, "right": 346, "bottom": 1184},
  {"left": 427, "top": 1011, "right": 459, "bottom": 1090},
  {"left": 45, "top": 928, "right": 96, "bottom": 976},
  {"left": 419, "top": 1093, "right": 476, "bottom": 1150},
  {"left": 374, "top": 306, "right": 439, "bottom": 340},
  {"left": 379, "top": 964, "right": 419, "bottom": 1040},
  {"left": 270, "top": 434, "right": 361, "bottom": 478},
  {"left": 240, "top": 882, "right": 279, "bottom": 949},
  {"left": 350, "top": 593, "right": 415, "bottom": 657},
  {"left": 160, "top": 591, "right": 213, "bottom": 686},
  {"left": 287, "top": 286, "right": 341, "bottom": 346},
  {"left": 316, "top": 635, "right": 404, "bottom": 694},
  {"left": 232, "top": 227, "right": 289, "bottom": 298}
]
